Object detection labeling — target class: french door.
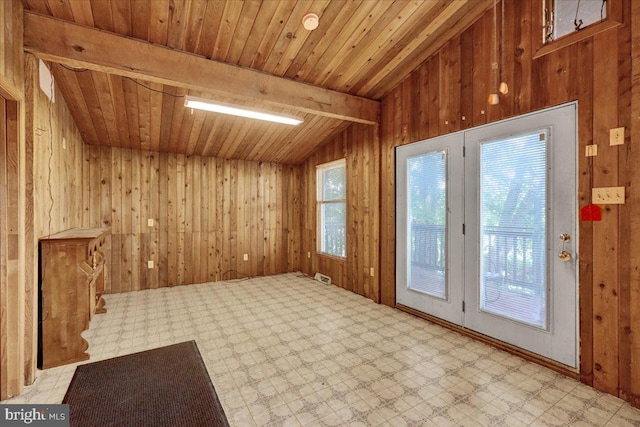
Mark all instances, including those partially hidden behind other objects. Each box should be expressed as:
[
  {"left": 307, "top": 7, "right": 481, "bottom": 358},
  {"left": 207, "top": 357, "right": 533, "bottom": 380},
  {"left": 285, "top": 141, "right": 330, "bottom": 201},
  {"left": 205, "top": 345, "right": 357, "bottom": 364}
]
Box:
[{"left": 396, "top": 103, "right": 577, "bottom": 367}]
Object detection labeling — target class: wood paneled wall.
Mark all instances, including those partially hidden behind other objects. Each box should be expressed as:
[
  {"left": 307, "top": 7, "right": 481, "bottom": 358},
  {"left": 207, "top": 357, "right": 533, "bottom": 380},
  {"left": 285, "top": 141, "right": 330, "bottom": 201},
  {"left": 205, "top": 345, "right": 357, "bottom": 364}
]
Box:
[
  {"left": 379, "top": 0, "right": 639, "bottom": 405},
  {"left": 1, "top": 0, "right": 31, "bottom": 400},
  {"left": 299, "top": 123, "right": 380, "bottom": 302},
  {"left": 29, "top": 58, "right": 85, "bottom": 238},
  {"left": 0, "top": 88, "right": 24, "bottom": 401},
  {"left": 21, "top": 53, "right": 85, "bottom": 399},
  {"left": 0, "top": 0, "right": 24, "bottom": 99},
  {"left": 83, "top": 147, "right": 300, "bottom": 292},
  {"left": 629, "top": 1, "right": 640, "bottom": 407}
]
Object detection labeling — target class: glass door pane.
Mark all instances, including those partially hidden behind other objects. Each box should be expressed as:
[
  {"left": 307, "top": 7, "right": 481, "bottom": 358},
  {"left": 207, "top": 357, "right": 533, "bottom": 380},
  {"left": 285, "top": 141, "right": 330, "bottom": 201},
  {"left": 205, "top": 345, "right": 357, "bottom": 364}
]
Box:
[
  {"left": 396, "top": 132, "right": 464, "bottom": 327},
  {"left": 479, "top": 131, "right": 547, "bottom": 329},
  {"left": 408, "top": 151, "right": 447, "bottom": 299}
]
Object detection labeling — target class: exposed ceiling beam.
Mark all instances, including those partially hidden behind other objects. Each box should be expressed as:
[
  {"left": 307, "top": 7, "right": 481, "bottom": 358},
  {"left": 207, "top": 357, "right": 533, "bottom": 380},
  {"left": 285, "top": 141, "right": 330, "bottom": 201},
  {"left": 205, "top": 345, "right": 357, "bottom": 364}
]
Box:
[{"left": 23, "top": 11, "right": 380, "bottom": 125}]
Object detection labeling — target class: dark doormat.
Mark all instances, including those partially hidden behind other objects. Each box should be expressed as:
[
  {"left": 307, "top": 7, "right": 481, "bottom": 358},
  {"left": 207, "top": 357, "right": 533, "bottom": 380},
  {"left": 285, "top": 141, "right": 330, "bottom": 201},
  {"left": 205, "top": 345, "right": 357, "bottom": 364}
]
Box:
[{"left": 63, "top": 341, "right": 230, "bottom": 427}]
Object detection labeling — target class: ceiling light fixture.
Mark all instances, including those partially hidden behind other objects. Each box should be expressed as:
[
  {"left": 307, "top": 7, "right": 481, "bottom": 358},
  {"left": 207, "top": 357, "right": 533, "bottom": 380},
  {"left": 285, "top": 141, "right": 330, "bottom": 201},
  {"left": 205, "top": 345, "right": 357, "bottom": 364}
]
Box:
[
  {"left": 184, "top": 96, "right": 304, "bottom": 126},
  {"left": 303, "top": 13, "right": 319, "bottom": 31}
]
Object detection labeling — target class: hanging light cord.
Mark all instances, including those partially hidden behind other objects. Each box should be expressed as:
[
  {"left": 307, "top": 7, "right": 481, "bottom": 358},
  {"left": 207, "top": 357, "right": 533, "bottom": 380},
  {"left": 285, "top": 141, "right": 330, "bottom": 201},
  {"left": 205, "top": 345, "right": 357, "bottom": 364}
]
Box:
[
  {"left": 488, "top": 0, "right": 499, "bottom": 104},
  {"left": 500, "top": 0, "right": 505, "bottom": 85},
  {"left": 492, "top": 0, "right": 498, "bottom": 80},
  {"left": 57, "top": 64, "right": 183, "bottom": 98}
]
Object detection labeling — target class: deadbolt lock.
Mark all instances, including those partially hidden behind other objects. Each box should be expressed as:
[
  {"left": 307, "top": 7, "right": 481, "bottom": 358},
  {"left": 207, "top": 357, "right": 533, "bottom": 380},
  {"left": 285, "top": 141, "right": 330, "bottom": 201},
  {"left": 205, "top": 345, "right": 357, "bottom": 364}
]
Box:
[
  {"left": 560, "top": 233, "right": 571, "bottom": 242},
  {"left": 558, "top": 250, "right": 572, "bottom": 262}
]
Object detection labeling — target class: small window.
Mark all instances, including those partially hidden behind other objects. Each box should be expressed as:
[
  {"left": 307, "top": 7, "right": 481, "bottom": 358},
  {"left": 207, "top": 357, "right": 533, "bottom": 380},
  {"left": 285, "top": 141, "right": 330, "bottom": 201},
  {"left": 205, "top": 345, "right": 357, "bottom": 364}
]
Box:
[
  {"left": 544, "top": 0, "right": 607, "bottom": 43},
  {"left": 317, "top": 159, "right": 346, "bottom": 258}
]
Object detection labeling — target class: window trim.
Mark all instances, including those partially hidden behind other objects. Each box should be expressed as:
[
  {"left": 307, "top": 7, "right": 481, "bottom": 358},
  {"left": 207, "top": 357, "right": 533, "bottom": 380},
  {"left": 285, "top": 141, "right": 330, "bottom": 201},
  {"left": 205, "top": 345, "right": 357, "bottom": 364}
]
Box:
[
  {"left": 532, "top": 0, "right": 622, "bottom": 59},
  {"left": 316, "top": 159, "right": 347, "bottom": 259}
]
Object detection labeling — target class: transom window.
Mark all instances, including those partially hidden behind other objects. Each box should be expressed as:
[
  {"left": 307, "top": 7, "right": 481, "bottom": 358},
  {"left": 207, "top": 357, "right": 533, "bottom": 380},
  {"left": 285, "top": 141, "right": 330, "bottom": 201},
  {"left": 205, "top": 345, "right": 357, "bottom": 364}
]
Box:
[
  {"left": 317, "top": 159, "right": 346, "bottom": 258},
  {"left": 544, "top": 0, "right": 607, "bottom": 43}
]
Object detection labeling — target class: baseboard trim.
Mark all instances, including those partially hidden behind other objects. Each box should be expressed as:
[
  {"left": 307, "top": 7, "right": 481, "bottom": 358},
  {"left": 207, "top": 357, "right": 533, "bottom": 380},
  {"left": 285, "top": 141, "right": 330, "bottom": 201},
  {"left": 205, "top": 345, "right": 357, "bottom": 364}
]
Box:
[{"left": 396, "top": 304, "right": 580, "bottom": 380}]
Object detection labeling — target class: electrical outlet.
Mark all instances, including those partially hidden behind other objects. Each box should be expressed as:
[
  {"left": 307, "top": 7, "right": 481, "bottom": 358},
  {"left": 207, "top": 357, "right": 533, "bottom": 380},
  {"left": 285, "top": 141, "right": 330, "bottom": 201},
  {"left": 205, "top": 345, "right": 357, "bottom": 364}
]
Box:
[
  {"left": 585, "top": 144, "right": 597, "bottom": 157},
  {"left": 592, "top": 186, "right": 625, "bottom": 204},
  {"left": 307, "top": 251, "right": 311, "bottom": 259},
  {"left": 147, "top": 218, "right": 154, "bottom": 227},
  {"left": 243, "top": 253, "right": 248, "bottom": 261},
  {"left": 610, "top": 127, "right": 625, "bottom": 146},
  {"left": 62, "top": 137, "right": 66, "bottom": 150},
  {"left": 370, "top": 267, "right": 374, "bottom": 277},
  {"left": 147, "top": 260, "right": 154, "bottom": 269}
]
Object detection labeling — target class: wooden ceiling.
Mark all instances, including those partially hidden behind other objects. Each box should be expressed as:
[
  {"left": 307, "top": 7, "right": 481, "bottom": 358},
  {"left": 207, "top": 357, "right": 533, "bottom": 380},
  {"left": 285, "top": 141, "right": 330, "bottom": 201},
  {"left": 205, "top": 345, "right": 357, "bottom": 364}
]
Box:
[{"left": 22, "top": 0, "right": 492, "bottom": 164}]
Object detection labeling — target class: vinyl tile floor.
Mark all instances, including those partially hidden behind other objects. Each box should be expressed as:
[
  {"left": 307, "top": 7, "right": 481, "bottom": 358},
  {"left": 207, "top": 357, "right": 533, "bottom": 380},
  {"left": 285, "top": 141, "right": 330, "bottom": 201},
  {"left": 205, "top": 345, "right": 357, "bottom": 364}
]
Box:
[{"left": 5, "top": 273, "right": 640, "bottom": 426}]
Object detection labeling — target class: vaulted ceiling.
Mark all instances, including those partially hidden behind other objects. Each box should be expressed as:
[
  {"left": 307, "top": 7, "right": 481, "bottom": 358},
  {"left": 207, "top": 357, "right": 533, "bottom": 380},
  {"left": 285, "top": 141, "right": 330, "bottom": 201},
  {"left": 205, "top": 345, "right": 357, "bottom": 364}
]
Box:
[{"left": 22, "top": 0, "right": 492, "bottom": 164}]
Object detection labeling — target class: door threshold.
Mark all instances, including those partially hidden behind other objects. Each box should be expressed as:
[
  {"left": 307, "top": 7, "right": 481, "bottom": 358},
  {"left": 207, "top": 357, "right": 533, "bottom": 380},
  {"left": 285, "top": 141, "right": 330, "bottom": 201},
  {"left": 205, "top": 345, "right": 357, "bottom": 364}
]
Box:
[{"left": 396, "top": 304, "right": 579, "bottom": 380}]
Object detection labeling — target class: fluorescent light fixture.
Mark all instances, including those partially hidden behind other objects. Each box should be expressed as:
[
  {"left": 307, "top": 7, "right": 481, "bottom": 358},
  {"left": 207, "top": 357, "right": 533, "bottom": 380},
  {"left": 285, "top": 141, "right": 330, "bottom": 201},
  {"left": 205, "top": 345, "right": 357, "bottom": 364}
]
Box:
[{"left": 184, "top": 96, "right": 303, "bottom": 126}]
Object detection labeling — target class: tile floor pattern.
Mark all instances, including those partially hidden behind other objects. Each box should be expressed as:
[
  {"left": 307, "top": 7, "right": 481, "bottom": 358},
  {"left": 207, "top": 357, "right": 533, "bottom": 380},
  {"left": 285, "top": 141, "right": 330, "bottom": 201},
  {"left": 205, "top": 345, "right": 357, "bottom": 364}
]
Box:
[{"left": 5, "top": 273, "right": 640, "bottom": 426}]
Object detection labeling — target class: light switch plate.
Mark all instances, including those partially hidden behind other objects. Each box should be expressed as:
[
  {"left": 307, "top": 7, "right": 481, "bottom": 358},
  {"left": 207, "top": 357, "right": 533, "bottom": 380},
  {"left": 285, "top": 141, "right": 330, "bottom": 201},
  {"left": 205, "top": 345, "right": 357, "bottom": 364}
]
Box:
[
  {"left": 610, "top": 127, "right": 625, "bottom": 146},
  {"left": 585, "top": 145, "right": 597, "bottom": 157},
  {"left": 147, "top": 260, "right": 154, "bottom": 269},
  {"left": 243, "top": 253, "right": 248, "bottom": 261},
  {"left": 592, "top": 186, "right": 625, "bottom": 204},
  {"left": 147, "top": 218, "right": 154, "bottom": 227}
]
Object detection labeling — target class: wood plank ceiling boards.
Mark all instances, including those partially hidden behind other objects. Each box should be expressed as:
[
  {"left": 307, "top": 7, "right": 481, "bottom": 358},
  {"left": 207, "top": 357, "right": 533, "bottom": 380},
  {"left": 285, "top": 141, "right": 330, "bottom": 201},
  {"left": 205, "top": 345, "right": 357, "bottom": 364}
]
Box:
[{"left": 21, "top": 0, "right": 491, "bottom": 164}]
